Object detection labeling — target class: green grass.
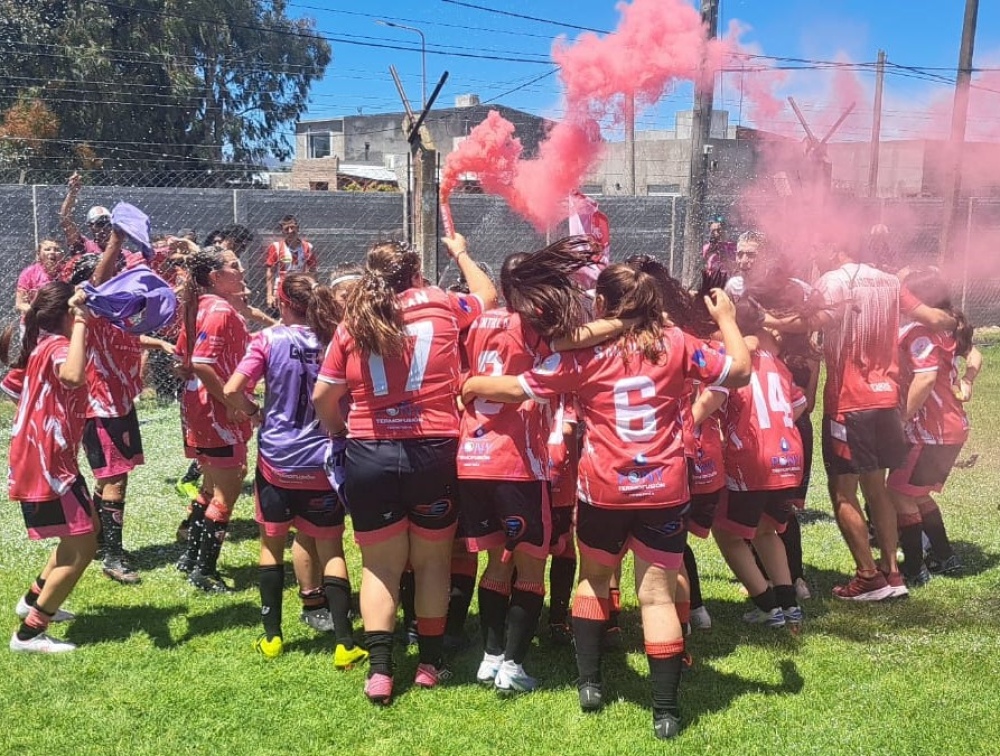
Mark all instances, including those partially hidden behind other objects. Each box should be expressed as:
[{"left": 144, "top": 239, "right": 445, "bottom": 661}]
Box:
[{"left": 3, "top": 348, "right": 1000, "bottom": 755}]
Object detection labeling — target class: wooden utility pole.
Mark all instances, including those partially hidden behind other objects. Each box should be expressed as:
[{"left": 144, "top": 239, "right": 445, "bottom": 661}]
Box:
[
  {"left": 939, "top": 0, "right": 979, "bottom": 264},
  {"left": 867, "top": 50, "right": 886, "bottom": 199},
  {"left": 682, "top": 0, "right": 720, "bottom": 286}
]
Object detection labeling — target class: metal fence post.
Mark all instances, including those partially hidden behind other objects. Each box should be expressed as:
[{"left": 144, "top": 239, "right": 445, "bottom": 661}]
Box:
[
  {"left": 32, "top": 184, "right": 40, "bottom": 250},
  {"left": 962, "top": 198, "right": 973, "bottom": 313}
]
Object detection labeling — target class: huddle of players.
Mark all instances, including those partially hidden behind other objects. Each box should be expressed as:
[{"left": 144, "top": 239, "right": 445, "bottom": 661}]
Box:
[{"left": 4, "top": 207, "right": 977, "bottom": 741}]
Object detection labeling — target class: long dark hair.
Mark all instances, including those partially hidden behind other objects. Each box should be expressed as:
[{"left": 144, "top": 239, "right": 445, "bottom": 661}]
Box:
[
  {"left": 624, "top": 254, "right": 693, "bottom": 331},
  {"left": 500, "top": 236, "right": 602, "bottom": 342},
  {"left": 0, "top": 281, "right": 75, "bottom": 369},
  {"left": 594, "top": 264, "right": 666, "bottom": 365},
  {"left": 903, "top": 269, "right": 974, "bottom": 357},
  {"left": 279, "top": 273, "right": 342, "bottom": 347},
  {"left": 344, "top": 240, "right": 421, "bottom": 357}
]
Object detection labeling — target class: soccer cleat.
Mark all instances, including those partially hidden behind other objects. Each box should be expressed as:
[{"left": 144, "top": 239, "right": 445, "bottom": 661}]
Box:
[
  {"left": 881, "top": 571, "right": 910, "bottom": 599},
  {"left": 254, "top": 634, "right": 283, "bottom": 659},
  {"left": 364, "top": 673, "right": 393, "bottom": 705},
  {"left": 494, "top": 660, "right": 539, "bottom": 694},
  {"left": 9, "top": 631, "right": 76, "bottom": 653},
  {"left": 188, "top": 569, "right": 233, "bottom": 593},
  {"left": 578, "top": 682, "right": 604, "bottom": 713},
  {"left": 794, "top": 577, "right": 812, "bottom": 602},
  {"left": 904, "top": 566, "right": 932, "bottom": 588},
  {"left": 300, "top": 608, "right": 335, "bottom": 633},
  {"left": 549, "top": 623, "right": 573, "bottom": 646},
  {"left": 333, "top": 644, "right": 369, "bottom": 670},
  {"left": 832, "top": 572, "right": 894, "bottom": 602},
  {"left": 742, "top": 606, "right": 786, "bottom": 628},
  {"left": 476, "top": 652, "right": 504, "bottom": 685},
  {"left": 15, "top": 597, "right": 76, "bottom": 623},
  {"left": 175, "top": 480, "right": 201, "bottom": 502},
  {"left": 102, "top": 555, "right": 141, "bottom": 585},
  {"left": 689, "top": 605, "right": 712, "bottom": 631},
  {"left": 414, "top": 662, "right": 451, "bottom": 688},
  {"left": 175, "top": 518, "right": 190, "bottom": 544},
  {"left": 928, "top": 554, "right": 962, "bottom": 575},
  {"left": 653, "top": 713, "right": 682, "bottom": 740},
  {"left": 175, "top": 553, "right": 194, "bottom": 573}
]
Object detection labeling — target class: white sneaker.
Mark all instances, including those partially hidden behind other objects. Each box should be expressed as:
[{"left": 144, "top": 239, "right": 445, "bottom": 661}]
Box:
[
  {"left": 300, "top": 608, "right": 335, "bottom": 633},
  {"left": 689, "top": 605, "right": 712, "bottom": 630},
  {"left": 494, "top": 659, "right": 539, "bottom": 694},
  {"left": 476, "top": 652, "right": 503, "bottom": 685},
  {"left": 10, "top": 631, "right": 77, "bottom": 653},
  {"left": 741, "top": 606, "right": 786, "bottom": 628},
  {"left": 14, "top": 597, "right": 76, "bottom": 623},
  {"left": 794, "top": 578, "right": 812, "bottom": 602}
]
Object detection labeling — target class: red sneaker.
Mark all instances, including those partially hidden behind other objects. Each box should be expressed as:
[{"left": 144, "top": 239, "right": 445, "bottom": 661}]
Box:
[
  {"left": 880, "top": 570, "right": 910, "bottom": 599},
  {"left": 832, "top": 571, "right": 894, "bottom": 601}
]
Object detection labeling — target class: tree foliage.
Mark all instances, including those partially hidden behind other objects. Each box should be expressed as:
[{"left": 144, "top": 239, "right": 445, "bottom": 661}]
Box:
[{"left": 0, "top": 0, "right": 331, "bottom": 176}]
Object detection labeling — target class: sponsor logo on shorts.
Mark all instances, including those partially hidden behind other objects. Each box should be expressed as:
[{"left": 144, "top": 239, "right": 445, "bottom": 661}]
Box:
[
  {"left": 413, "top": 498, "right": 453, "bottom": 519},
  {"left": 503, "top": 515, "right": 526, "bottom": 540}
]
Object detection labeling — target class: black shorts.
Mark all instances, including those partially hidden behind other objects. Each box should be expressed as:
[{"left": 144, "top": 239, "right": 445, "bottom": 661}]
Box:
[
  {"left": 254, "top": 468, "right": 345, "bottom": 539},
  {"left": 887, "top": 443, "right": 964, "bottom": 496},
  {"left": 715, "top": 488, "right": 795, "bottom": 539},
  {"left": 575, "top": 499, "right": 687, "bottom": 571},
  {"left": 549, "top": 504, "right": 575, "bottom": 554},
  {"left": 21, "top": 476, "right": 95, "bottom": 540},
  {"left": 787, "top": 413, "right": 814, "bottom": 503},
  {"left": 458, "top": 479, "right": 551, "bottom": 559},
  {"left": 686, "top": 489, "right": 723, "bottom": 539},
  {"left": 822, "top": 409, "right": 908, "bottom": 476},
  {"left": 83, "top": 409, "right": 144, "bottom": 479},
  {"left": 343, "top": 437, "right": 459, "bottom": 545}
]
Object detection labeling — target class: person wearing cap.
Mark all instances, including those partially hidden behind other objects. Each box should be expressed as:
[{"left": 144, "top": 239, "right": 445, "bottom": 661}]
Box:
[
  {"left": 264, "top": 215, "right": 316, "bottom": 311},
  {"left": 60, "top": 172, "right": 112, "bottom": 257}
]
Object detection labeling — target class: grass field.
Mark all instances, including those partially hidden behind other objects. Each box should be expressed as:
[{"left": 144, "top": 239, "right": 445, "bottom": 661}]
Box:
[{"left": 2, "top": 345, "right": 1000, "bottom": 755}]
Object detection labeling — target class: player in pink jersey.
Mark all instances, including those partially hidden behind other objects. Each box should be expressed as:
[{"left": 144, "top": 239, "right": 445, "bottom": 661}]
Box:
[
  {"left": 713, "top": 297, "right": 808, "bottom": 630},
  {"left": 15, "top": 239, "right": 64, "bottom": 320},
  {"left": 175, "top": 246, "right": 253, "bottom": 592},
  {"left": 224, "top": 273, "right": 368, "bottom": 668},
  {"left": 313, "top": 234, "right": 496, "bottom": 704},
  {"left": 888, "top": 269, "right": 975, "bottom": 585},
  {"left": 463, "top": 264, "right": 751, "bottom": 740},
  {"left": 1, "top": 282, "right": 93, "bottom": 653}
]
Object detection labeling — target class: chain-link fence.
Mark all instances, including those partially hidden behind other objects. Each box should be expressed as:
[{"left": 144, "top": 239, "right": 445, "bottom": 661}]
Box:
[{"left": 2, "top": 174, "right": 998, "bottom": 400}]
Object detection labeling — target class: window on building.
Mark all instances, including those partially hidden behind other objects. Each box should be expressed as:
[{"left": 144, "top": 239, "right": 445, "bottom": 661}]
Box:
[
  {"left": 308, "top": 133, "right": 331, "bottom": 159},
  {"left": 309, "top": 181, "right": 330, "bottom": 191},
  {"left": 580, "top": 184, "right": 604, "bottom": 196},
  {"left": 647, "top": 183, "right": 681, "bottom": 195}
]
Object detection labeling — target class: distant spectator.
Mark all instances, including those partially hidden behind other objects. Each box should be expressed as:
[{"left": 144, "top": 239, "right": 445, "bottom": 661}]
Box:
[
  {"left": 265, "top": 215, "right": 316, "bottom": 309},
  {"left": 702, "top": 217, "right": 736, "bottom": 275},
  {"left": 220, "top": 224, "right": 254, "bottom": 258},
  {"left": 16, "top": 239, "right": 64, "bottom": 318},
  {"left": 59, "top": 172, "right": 112, "bottom": 256}
]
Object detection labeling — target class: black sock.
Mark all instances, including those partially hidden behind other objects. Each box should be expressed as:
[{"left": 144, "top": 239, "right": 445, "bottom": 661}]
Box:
[
  {"left": 920, "top": 505, "right": 954, "bottom": 560},
  {"left": 608, "top": 588, "right": 621, "bottom": 629},
  {"left": 323, "top": 576, "right": 355, "bottom": 648},
  {"left": 16, "top": 604, "right": 53, "bottom": 642},
  {"left": 182, "top": 460, "right": 201, "bottom": 483},
  {"left": 23, "top": 576, "right": 46, "bottom": 608},
  {"left": 751, "top": 586, "right": 778, "bottom": 612},
  {"left": 682, "top": 546, "right": 703, "bottom": 609},
  {"left": 99, "top": 500, "right": 125, "bottom": 558},
  {"left": 572, "top": 617, "right": 605, "bottom": 685},
  {"left": 648, "top": 653, "right": 684, "bottom": 719},
  {"left": 365, "top": 631, "right": 394, "bottom": 677},
  {"left": 773, "top": 583, "right": 796, "bottom": 610},
  {"left": 93, "top": 493, "right": 106, "bottom": 551},
  {"left": 258, "top": 564, "right": 284, "bottom": 640},
  {"left": 899, "top": 523, "right": 925, "bottom": 576},
  {"left": 548, "top": 556, "right": 576, "bottom": 625},
  {"left": 781, "top": 514, "right": 804, "bottom": 582},
  {"left": 399, "top": 570, "right": 416, "bottom": 630},
  {"left": 505, "top": 586, "right": 545, "bottom": 665},
  {"left": 445, "top": 573, "right": 475, "bottom": 638},
  {"left": 477, "top": 581, "right": 510, "bottom": 656}
]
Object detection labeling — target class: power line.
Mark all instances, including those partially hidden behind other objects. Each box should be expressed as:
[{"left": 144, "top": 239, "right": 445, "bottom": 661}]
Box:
[{"left": 439, "top": 0, "right": 609, "bottom": 34}]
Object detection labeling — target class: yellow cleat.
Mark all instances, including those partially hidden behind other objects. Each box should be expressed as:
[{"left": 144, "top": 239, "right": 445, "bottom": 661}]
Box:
[
  {"left": 334, "top": 643, "right": 369, "bottom": 670},
  {"left": 254, "top": 634, "right": 283, "bottom": 659}
]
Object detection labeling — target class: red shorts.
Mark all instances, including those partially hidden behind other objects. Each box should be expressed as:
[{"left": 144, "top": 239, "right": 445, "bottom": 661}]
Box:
[
  {"left": 20, "top": 477, "right": 95, "bottom": 540},
  {"left": 83, "top": 410, "right": 144, "bottom": 479},
  {"left": 184, "top": 442, "right": 248, "bottom": 470},
  {"left": 887, "top": 443, "right": 963, "bottom": 497}
]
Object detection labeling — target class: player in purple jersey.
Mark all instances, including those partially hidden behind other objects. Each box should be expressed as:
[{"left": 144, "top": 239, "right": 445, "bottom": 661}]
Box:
[{"left": 224, "top": 273, "right": 366, "bottom": 668}]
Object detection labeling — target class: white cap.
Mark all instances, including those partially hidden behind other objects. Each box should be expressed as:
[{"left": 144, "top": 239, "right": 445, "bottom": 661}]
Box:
[{"left": 86, "top": 205, "right": 111, "bottom": 224}]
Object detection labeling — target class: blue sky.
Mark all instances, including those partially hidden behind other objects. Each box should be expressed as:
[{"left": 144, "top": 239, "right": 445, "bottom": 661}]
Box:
[{"left": 288, "top": 1, "right": 1000, "bottom": 142}]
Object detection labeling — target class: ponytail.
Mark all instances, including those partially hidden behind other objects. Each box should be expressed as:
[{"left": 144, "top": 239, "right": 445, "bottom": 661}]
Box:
[
  {"left": 344, "top": 241, "right": 420, "bottom": 357},
  {"left": 1, "top": 281, "right": 75, "bottom": 369}
]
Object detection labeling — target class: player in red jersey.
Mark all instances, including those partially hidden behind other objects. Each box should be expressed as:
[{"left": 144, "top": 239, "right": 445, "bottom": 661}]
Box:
[
  {"left": 546, "top": 398, "right": 579, "bottom": 645},
  {"left": 265, "top": 215, "right": 316, "bottom": 311},
  {"left": 1, "top": 282, "right": 93, "bottom": 652},
  {"left": 174, "top": 246, "right": 253, "bottom": 592},
  {"left": 313, "top": 234, "right": 495, "bottom": 705},
  {"left": 713, "top": 298, "right": 808, "bottom": 629},
  {"left": 888, "top": 269, "right": 975, "bottom": 585},
  {"left": 463, "top": 264, "right": 751, "bottom": 740}
]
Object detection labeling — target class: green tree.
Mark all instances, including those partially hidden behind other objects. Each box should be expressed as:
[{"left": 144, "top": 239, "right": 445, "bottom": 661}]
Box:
[{"left": 0, "top": 0, "right": 330, "bottom": 178}]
